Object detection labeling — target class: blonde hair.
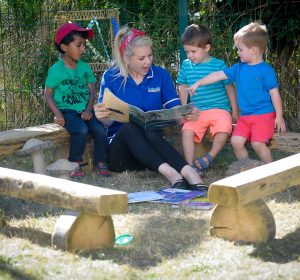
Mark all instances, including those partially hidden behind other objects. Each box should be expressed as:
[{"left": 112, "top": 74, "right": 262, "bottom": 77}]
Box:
[
  {"left": 113, "top": 26, "right": 153, "bottom": 83},
  {"left": 234, "top": 22, "right": 268, "bottom": 53}
]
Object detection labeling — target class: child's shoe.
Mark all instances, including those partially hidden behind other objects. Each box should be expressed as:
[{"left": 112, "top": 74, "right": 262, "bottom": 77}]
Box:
[
  {"left": 95, "top": 161, "right": 110, "bottom": 177},
  {"left": 69, "top": 161, "right": 86, "bottom": 179}
]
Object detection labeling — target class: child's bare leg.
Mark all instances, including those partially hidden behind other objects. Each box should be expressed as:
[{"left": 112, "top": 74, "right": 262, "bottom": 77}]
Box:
[
  {"left": 182, "top": 129, "right": 195, "bottom": 165},
  {"left": 231, "top": 135, "right": 249, "bottom": 160},
  {"left": 209, "top": 132, "right": 229, "bottom": 159},
  {"left": 251, "top": 142, "right": 272, "bottom": 163}
]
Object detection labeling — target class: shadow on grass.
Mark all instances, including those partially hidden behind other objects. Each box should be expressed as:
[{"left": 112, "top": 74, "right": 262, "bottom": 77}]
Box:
[
  {"left": 0, "top": 195, "right": 63, "bottom": 219},
  {"left": 1, "top": 225, "right": 52, "bottom": 247},
  {"left": 79, "top": 213, "right": 209, "bottom": 269},
  {"left": 250, "top": 227, "right": 300, "bottom": 263},
  {"left": 0, "top": 256, "right": 39, "bottom": 280}
]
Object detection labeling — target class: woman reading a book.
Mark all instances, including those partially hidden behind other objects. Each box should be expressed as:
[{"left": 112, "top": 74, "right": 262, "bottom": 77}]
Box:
[{"left": 94, "top": 25, "right": 207, "bottom": 191}]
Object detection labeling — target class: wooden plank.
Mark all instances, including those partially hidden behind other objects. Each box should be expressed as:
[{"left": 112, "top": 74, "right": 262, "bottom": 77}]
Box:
[
  {"left": 0, "top": 123, "right": 69, "bottom": 157},
  {"left": 208, "top": 153, "right": 300, "bottom": 207},
  {"left": 0, "top": 167, "right": 128, "bottom": 215}
]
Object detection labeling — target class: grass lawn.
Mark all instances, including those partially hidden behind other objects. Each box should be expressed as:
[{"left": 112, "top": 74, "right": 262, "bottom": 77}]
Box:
[{"left": 0, "top": 146, "right": 299, "bottom": 280}]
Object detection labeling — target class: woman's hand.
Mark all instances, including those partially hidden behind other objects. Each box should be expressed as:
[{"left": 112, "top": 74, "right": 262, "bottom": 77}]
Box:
[
  {"left": 94, "top": 103, "right": 111, "bottom": 119},
  {"left": 184, "top": 107, "right": 200, "bottom": 121}
]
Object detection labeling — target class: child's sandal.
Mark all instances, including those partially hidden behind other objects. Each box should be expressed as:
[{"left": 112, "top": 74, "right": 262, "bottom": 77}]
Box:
[{"left": 192, "top": 153, "right": 213, "bottom": 174}]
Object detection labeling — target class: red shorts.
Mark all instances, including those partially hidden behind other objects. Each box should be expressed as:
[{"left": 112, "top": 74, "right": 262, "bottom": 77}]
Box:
[
  {"left": 232, "top": 112, "right": 275, "bottom": 143},
  {"left": 182, "top": 109, "right": 232, "bottom": 143}
]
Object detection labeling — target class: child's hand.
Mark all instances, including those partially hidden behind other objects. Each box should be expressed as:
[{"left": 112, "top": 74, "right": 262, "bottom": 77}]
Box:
[
  {"left": 231, "top": 110, "right": 239, "bottom": 124},
  {"left": 275, "top": 116, "right": 286, "bottom": 133},
  {"left": 54, "top": 112, "right": 65, "bottom": 126},
  {"left": 81, "top": 110, "right": 92, "bottom": 121},
  {"left": 187, "top": 83, "right": 199, "bottom": 96},
  {"left": 94, "top": 103, "right": 110, "bottom": 119}
]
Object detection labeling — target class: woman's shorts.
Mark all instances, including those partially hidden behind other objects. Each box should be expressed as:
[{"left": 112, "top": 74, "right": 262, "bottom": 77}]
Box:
[
  {"left": 182, "top": 109, "right": 232, "bottom": 143},
  {"left": 232, "top": 112, "right": 275, "bottom": 143}
]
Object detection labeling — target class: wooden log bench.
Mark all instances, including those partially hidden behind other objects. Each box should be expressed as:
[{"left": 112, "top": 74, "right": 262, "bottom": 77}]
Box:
[
  {"left": 0, "top": 123, "right": 95, "bottom": 171},
  {"left": 0, "top": 166, "right": 128, "bottom": 252},
  {"left": 207, "top": 153, "right": 300, "bottom": 243},
  {"left": 1, "top": 123, "right": 300, "bottom": 160}
]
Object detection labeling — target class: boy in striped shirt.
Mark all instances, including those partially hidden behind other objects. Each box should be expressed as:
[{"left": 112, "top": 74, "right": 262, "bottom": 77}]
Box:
[{"left": 177, "top": 24, "right": 238, "bottom": 175}]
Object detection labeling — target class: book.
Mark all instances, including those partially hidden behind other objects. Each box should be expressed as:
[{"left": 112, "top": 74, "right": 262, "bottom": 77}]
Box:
[
  {"left": 153, "top": 188, "right": 207, "bottom": 205},
  {"left": 128, "top": 191, "right": 164, "bottom": 203},
  {"left": 102, "top": 88, "right": 195, "bottom": 130}
]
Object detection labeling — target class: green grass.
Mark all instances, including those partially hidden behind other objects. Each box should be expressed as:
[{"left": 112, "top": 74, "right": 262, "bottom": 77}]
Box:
[{"left": 0, "top": 147, "right": 299, "bottom": 280}]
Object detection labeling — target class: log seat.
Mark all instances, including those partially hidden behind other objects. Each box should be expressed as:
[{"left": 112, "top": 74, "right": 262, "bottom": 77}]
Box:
[
  {"left": 208, "top": 153, "right": 300, "bottom": 243},
  {"left": 0, "top": 167, "right": 128, "bottom": 252}
]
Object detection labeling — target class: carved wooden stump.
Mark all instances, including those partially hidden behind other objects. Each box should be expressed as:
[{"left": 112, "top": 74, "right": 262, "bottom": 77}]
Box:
[
  {"left": 52, "top": 211, "right": 115, "bottom": 252},
  {"left": 208, "top": 154, "right": 300, "bottom": 243},
  {"left": 210, "top": 199, "right": 276, "bottom": 243}
]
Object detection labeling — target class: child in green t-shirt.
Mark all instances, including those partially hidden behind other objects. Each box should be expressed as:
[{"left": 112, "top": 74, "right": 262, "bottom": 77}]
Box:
[{"left": 44, "top": 23, "right": 109, "bottom": 178}]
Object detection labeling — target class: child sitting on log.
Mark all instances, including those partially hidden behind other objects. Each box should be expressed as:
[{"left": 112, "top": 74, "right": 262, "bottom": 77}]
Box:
[
  {"left": 177, "top": 24, "right": 238, "bottom": 175},
  {"left": 44, "top": 23, "right": 109, "bottom": 178}
]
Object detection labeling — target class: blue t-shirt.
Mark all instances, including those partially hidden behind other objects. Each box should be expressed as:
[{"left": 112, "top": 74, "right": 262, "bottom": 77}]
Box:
[
  {"left": 177, "top": 57, "right": 231, "bottom": 111},
  {"left": 224, "top": 62, "right": 278, "bottom": 116},
  {"left": 99, "top": 65, "right": 181, "bottom": 137}
]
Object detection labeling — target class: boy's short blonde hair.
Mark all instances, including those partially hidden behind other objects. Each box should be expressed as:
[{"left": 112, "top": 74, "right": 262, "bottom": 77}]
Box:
[
  {"left": 234, "top": 22, "right": 268, "bottom": 53},
  {"left": 181, "top": 24, "right": 212, "bottom": 48}
]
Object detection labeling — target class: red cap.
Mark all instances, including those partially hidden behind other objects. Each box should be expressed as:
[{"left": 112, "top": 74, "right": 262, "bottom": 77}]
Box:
[{"left": 55, "top": 23, "right": 94, "bottom": 45}]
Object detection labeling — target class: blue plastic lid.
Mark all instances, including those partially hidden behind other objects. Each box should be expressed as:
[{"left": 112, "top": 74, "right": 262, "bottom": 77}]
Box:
[{"left": 115, "top": 234, "right": 134, "bottom": 246}]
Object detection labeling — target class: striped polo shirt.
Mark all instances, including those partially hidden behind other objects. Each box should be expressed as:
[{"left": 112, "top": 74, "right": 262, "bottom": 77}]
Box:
[{"left": 177, "top": 57, "right": 231, "bottom": 111}]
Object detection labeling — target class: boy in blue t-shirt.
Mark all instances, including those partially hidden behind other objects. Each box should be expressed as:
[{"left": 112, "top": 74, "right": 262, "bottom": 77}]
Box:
[
  {"left": 188, "top": 22, "right": 286, "bottom": 164},
  {"left": 177, "top": 24, "right": 238, "bottom": 174},
  {"left": 44, "top": 23, "right": 109, "bottom": 178}
]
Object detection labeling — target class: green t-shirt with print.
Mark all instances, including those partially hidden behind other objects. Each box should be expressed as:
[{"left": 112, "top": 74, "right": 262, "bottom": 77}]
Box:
[{"left": 45, "top": 59, "right": 96, "bottom": 112}]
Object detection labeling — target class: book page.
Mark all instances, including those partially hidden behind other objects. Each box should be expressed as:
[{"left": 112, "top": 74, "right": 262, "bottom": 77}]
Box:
[
  {"left": 102, "top": 88, "right": 130, "bottom": 123},
  {"left": 143, "top": 103, "right": 194, "bottom": 130}
]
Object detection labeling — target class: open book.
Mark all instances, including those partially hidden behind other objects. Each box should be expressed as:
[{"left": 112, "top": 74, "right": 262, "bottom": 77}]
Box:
[{"left": 102, "top": 88, "right": 194, "bottom": 130}]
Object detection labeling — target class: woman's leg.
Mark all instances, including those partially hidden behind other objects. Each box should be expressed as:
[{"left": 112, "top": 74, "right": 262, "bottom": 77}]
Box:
[
  {"left": 144, "top": 129, "right": 204, "bottom": 185},
  {"left": 109, "top": 123, "right": 204, "bottom": 186},
  {"left": 108, "top": 124, "right": 183, "bottom": 184},
  {"left": 108, "top": 123, "right": 164, "bottom": 172}
]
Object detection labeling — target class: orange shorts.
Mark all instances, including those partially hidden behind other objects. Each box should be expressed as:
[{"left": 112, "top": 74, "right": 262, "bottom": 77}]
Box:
[
  {"left": 232, "top": 112, "right": 275, "bottom": 143},
  {"left": 182, "top": 109, "right": 232, "bottom": 143}
]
